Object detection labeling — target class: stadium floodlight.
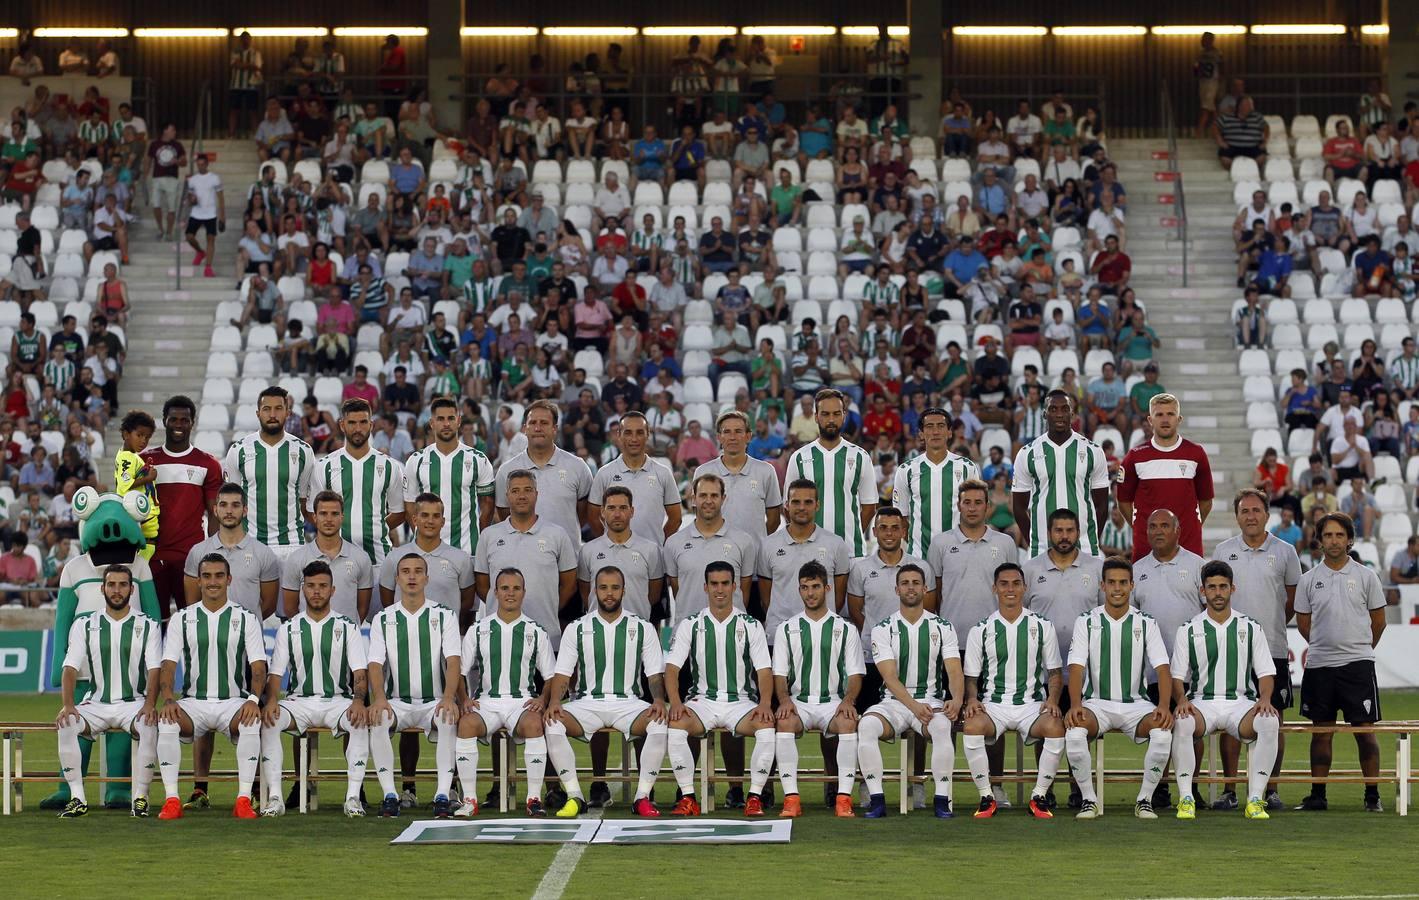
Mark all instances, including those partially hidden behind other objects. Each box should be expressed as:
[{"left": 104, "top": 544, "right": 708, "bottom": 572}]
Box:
[
  {"left": 1361, "top": 24, "right": 1390, "bottom": 35},
  {"left": 741, "top": 26, "right": 838, "bottom": 36},
  {"left": 461, "top": 27, "right": 539, "bottom": 37},
  {"left": 1052, "top": 26, "right": 1147, "bottom": 37},
  {"left": 237, "top": 27, "right": 330, "bottom": 38},
  {"left": 841, "top": 26, "right": 910, "bottom": 36},
  {"left": 331, "top": 27, "right": 429, "bottom": 37},
  {"left": 135, "top": 28, "right": 230, "bottom": 37},
  {"left": 1150, "top": 26, "right": 1247, "bottom": 36},
  {"left": 0, "top": 29, "right": 18, "bottom": 38},
  {"left": 951, "top": 26, "right": 1048, "bottom": 37},
  {"left": 1250, "top": 24, "right": 1346, "bottom": 35},
  {"left": 543, "top": 27, "right": 640, "bottom": 36},
  {"left": 33, "top": 28, "right": 130, "bottom": 38},
  {"left": 642, "top": 27, "right": 738, "bottom": 36}
]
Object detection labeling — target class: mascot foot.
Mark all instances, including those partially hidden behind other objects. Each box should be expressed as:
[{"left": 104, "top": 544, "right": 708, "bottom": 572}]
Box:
[
  {"left": 40, "top": 786, "right": 72, "bottom": 810},
  {"left": 104, "top": 787, "right": 133, "bottom": 810}
]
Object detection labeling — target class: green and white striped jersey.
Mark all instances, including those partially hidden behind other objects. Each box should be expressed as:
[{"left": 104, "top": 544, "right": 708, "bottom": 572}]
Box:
[
  {"left": 368, "top": 601, "right": 462, "bottom": 703},
  {"left": 463, "top": 614, "right": 553, "bottom": 700},
  {"left": 64, "top": 611, "right": 162, "bottom": 705},
  {"left": 863, "top": 280, "right": 900, "bottom": 305},
  {"left": 667, "top": 609, "right": 772, "bottom": 703},
  {"left": 310, "top": 447, "right": 404, "bottom": 565},
  {"left": 870, "top": 610, "right": 959, "bottom": 701},
  {"left": 223, "top": 432, "right": 316, "bottom": 547},
  {"left": 785, "top": 438, "right": 879, "bottom": 555},
  {"left": 270, "top": 612, "right": 367, "bottom": 700},
  {"left": 403, "top": 442, "right": 494, "bottom": 557},
  {"left": 892, "top": 451, "right": 981, "bottom": 557},
  {"left": 1171, "top": 611, "right": 1275, "bottom": 702},
  {"left": 773, "top": 612, "right": 865, "bottom": 704},
  {"left": 1391, "top": 352, "right": 1419, "bottom": 392},
  {"left": 1067, "top": 607, "right": 1168, "bottom": 704},
  {"left": 555, "top": 611, "right": 663, "bottom": 701},
  {"left": 462, "top": 278, "right": 498, "bottom": 314},
  {"left": 1010, "top": 433, "right": 1110, "bottom": 557},
  {"left": 162, "top": 602, "right": 267, "bottom": 701},
  {"left": 965, "top": 610, "right": 1061, "bottom": 705}
]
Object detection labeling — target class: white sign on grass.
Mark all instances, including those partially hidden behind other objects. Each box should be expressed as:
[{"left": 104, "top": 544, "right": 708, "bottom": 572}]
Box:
[
  {"left": 591, "top": 819, "right": 793, "bottom": 843},
  {"left": 390, "top": 819, "right": 600, "bottom": 844},
  {"left": 389, "top": 818, "right": 792, "bottom": 845}
]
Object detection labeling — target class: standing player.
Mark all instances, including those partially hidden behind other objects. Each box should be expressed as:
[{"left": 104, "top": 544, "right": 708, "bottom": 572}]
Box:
[
  {"left": 311, "top": 398, "right": 405, "bottom": 567},
  {"left": 588, "top": 410, "right": 681, "bottom": 542},
  {"left": 1214, "top": 488, "right": 1300, "bottom": 811},
  {"left": 1117, "top": 393, "right": 1214, "bottom": 560},
  {"left": 366, "top": 552, "right": 463, "bottom": 818},
  {"left": 183, "top": 483, "right": 280, "bottom": 618},
  {"left": 184, "top": 153, "right": 224, "bottom": 278},
  {"left": 1294, "top": 512, "right": 1387, "bottom": 812},
  {"left": 784, "top": 388, "right": 879, "bottom": 556},
  {"left": 280, "top": 491, "right": 374, "bottom": 621},
  {"left": 223, "top": 386, "right": 315, "bottom": 557},
  {"left": 495, "top": 400, "right": 594, "bottom": 548},
  {"left": 773, "top": 561, "right": 864, "bottom": 818},
  {"left": 258, "top": 561, "right": 370, "bottom": 818},
  {"left": 663, "top": 474, "right": 758, "bottom": 625},
  {"left": 663, "top": 561, "right": 777, "bottom": 817},
  {"left": 1063, "top": 558, "right": 1175, "bottom": 819},
  {"left": 857, "top": 564, "right": 961, "bottom": 819},
  {"left": 54, "top": 566, "right": 164, "bottom": 817},
  {"left": 962, "top": 562, "right": 1067, "bottom": 819},
  {"left": 156, "top": 554, "right": 268, "bottom": 820},
  {"left": 544, "top": 565, "right": 670, "bottom": 819},
  {"left": 894, "top": 407, "right": 980, "bottom": 558},
  {"left": 1169, "top": 560, "right": 1281, "bottom": 821},
  {"left": 453, "top": 568, "right": 555, "bottom": 817},
  {"left": 759, "top": 479, "right": 852, "bottom": 642},
  {"left": 403, "top": 397, "right": 493, "bottom": 559},
  {"left": 1011, "top": 390, "right": 1110, "bottom": 557},
  {"left": 694, "top": 410, "right": 782, "bottom": 542},
  {"left": 142, "top": 394, "right": 223, "bottom": 621}
]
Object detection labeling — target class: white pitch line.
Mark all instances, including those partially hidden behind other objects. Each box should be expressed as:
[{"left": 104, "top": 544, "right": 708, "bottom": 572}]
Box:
[{"left": 529, "top": 810, "right": 603, "bottom": 900}]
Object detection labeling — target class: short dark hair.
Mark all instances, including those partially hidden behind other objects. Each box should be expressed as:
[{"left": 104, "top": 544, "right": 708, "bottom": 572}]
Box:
[
  {"left": 1233, "top": 488, "right": 1270, "bottom": 515},
  {"left": 875, "top": 506, "right": 904, "bottom": 521},
  {"left": 993, "top": 562, "right": 1025, "bottom": 582},
  {"left": 162, "top": 395, "right": 196, "bottom": 421},
  {"left": 1316, "top": 511, "right": 1356, "bottom": 542},
  {"left": 798, "top": 561, "right": 828, "bottom": 585},
  {"left": 594, "top": 565, "right": 625, "bottom": 587},
  {"left": 120, "top": 410, "right": 156, "bottom": 434},
  {"left": 495, "top": 567, "right": 525, "bottom": 589},
  {"left": 602, "top": 485, "right": 633, "bottom": 505},
  {"left": 396, "top": 550, "right": 427, "bottom": 572},
  {"left": 258, "top": 385, "right": 290, "bottom": 404},
  {"left": 414, "top": 491, "right": 442, "bottom": 507},
  {"left": 1200, "top": 560, "right": 1234, "bottom": 584},
  {"left": 103, "top": 564, "right": 133, "bottom": 584},
  {"left": 429, "top": 395, "right": 458, "bottom": 415},
  {"left": 704, "top": 560, "right": 736, "bottom": 583},
  {"left": 198, "top": 553, "right": 230, "bottom": 576},
  {"left": 1100, "top": 557, "right": 1133, "bottom": 581},
  {"left": 340, "top": 398, "right": 372, "bottom": 418},
  {"left": 506, "top": 468, "right": 537, "bottom": 489},
  {"left": 302, "top": 560, "right": 333, "bottom": 581},
  {"left": 217, "top": 482, "right": 246, "bottom": 501},
  {"left": 896, "top": 563, "right": 926, "bottom": 584},
  {"left": 312, "top": 490, "right": 344, "bottom": 510},
  {"left": 786, "top": 478, "right": 818, "bottom": 498},
  {"left": 813, "top": 387, "right": 846, "bottom": 410},
  {"left": 1048, "top": 507, "right": 1080, "bottom": 528}
]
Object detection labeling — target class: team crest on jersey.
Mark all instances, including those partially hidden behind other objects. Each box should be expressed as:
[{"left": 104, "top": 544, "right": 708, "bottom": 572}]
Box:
[
  {"left": 537, "top": 539, "right": 548, "bottom": 553},
  {"left": 440, "top": 560, "right": 453, "bottom": 577},
  {"left": 1080, "top": 573, "right": 1092, "bottom": 587},
  {"left": 1178, "top": 569, "right": 1188, "bottom": 580},
  {"left": 750, "top": 479, "right": 760, "bottom": 491},
  {"left": 557, "top": 468, "right": 568, "bottom": 483},
  {"left": 1346, "top": 579, "right": 1356, "bottom": 592},
  {"left": 722, "top": 543, "right": 734, "bottom": 553}
]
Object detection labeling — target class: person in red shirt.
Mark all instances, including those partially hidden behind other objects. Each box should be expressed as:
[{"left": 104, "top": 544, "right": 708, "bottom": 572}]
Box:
[
  {"left": 610, "top": 268, "right": 648, "bottom": 327},
  {"left": 861, "top": 393, "right": 903, "bottom": 443},
  {"left": 140, "top": 395, "right": 223, "bottom": 619},
  {"left": 1117, "top": 392, "right": 1213, "bottom": 560},
  {"left": 1322, "top": 120, "right": 1367, "bottom": 184},
  {"left": 1090, "top": 234, "right": 1131, "bottom": 294}
]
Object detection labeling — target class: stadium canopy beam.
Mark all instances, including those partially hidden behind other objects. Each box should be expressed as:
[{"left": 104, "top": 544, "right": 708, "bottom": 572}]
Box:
[
  {"left": 907, "top": 0, "right": 943, "bottom": 137},
  {"left": 428, "top": 0, "right": 465, "bottom": 133}
]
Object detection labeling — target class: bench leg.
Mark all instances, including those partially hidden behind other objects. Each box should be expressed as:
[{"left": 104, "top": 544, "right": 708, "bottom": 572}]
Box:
[
  {"left": 702, "top": 732, "right": 715, "bottom": 813},
  {"left": 1206, "top": 733, "right": 1217, "bottom": 807},
  {"left": 299, "top": 735, "right": 309, "bottom": 814},
  {"left": 1398, "top": 733, "right": 1410, "bottom": 818},
  {"left": 14, "top": 733, "right": 22, "bottom": 813},
  {"left": 898, "top": 734, "right": 910, "bottom": 815},
  {"left": 620, "top": 732, "right": 631, "bottom": 804},
  {"left": 3, "top": 733, "right": 11, "bottom": 816},
  {"left": 1095, "top": 734, "right": 1106, "bottom": 817},
  {"left": 499, "top": 733, "right": 511, "bottom": 814},
  {"left": 1014, "top": 732, "right": 1024, "bottom": 808}
]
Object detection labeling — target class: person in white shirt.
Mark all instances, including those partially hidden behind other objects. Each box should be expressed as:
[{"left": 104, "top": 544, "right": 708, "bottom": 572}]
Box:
[
  {"left": 1042, "top": 143, "right": 1082, "bottom": 192},
  {"left": 1016, "top": 174, "right": 1049, "bottom": 221},
  {"left": 1087, "top": 191, "right": 1126, "bottom": 252},
  {"left": 1006, "top": 100, "right": 1043, "bottom": 158},
  {"left": 183, "top": 155, "right": 225, "bottom": 278},
  {"left": 593, "top": 173, "right": 631, "bottom": 231}
]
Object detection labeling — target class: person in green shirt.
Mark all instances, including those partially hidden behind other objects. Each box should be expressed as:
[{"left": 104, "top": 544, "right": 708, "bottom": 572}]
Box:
[
  {"left": 524, "top": 243, "right": 555, "bottom": 281},
  {"left": 2, "top": 121, "right": 37, "bottom": 161},
  {"left": 1042, "top": 107, "right": 1076, "bottom": 154},
  {"left": 938, "top": 341, "right": 971, "bottom": 395},
  {"left": 770, "top": 168, "right": 802, "bottom": 226},
  {"left": 1115, "top": 309, "right": 1161, "bottom": 373},
  {"left": 441, "top": 238, "right": 475, "bottom": 297},
  {"left": 750, "top": 338, "right": 783, "bottom": 396},
  {"left": 500, "top": 342, "right": 533, "bottom": 402},
  {"left": 1129, "top": 363, "right": 1165, "bottom": 432}
]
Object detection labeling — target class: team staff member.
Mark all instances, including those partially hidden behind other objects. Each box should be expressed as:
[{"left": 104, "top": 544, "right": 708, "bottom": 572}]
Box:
[
  {"left": 663, "top": 474, "right": 757, "bottom": 626},
  {"left": 1294, "top": 513, "right": 1388, "bottom": 812},
  {"left": 587, "top": 411, "right": 681, "bottom": 542},
  {"left": 495, "top": 400, "right": 594, "bottom": 548},
  {"left": 379, "top": 493, "right": 476, "bottom": 619},
  {"left": 142, "top": 395, "right": 223, "bottom": 619},
  {"left": 758, "top": 480, "right": 851, "bottom": 641},
  {"left": 694, "top": 410, "right": 782, "bottom": 541},
  {"left": 183, "top": 483, "right": 281, "bottom": 619},
  {"left": 475, "top": 470, "right": 578, "bottom": 647},
  {"left": 280, "top": 491, "right": 374, "bottom": 622},
  {"left": 1117, "top": 393, "right": 1214, "bottom": 560}
]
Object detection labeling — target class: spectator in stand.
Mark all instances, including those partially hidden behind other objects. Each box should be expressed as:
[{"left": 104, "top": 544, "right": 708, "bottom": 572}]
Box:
[
  {"left": 1365, "top": 120, "right": 1403, "bottom": 190},
  {"left": 1282, "top": 368, "right": 1323, "bottom": 431},
  {"left": 1270, "top": 506, "right": 1303, "bottom": 550},
  {"left": 1340, "top": 477, "right": 1379, "bottom": 540},
  {"left": 940, "top": 101, "right": 973, "bottom": 158},
  {"left": 1253, "top": 447, "right": 1297, "bottom": 516},
  {"left": 1365, "top": 391, "right": 1402, "bottom": 457},
  {"left": 1390, "top": 336, "right": 1419, "bottom": 399},
  {"left": 1086, "top": 189, "right": 1126, "bottom": 252},
  {"left": 1324, "top": 120, "right": 1368, "bottom": 186},
  {"left": 1213, "top": 96, "right": 1268, "bottom": 171},
  {"left": 1329, "top": 418, "right": 1373, "bottom": 482},
  {"left": 1085, "top": 361, "right": 1128, "bottom": 431},
  {"left": 1389, "top": 535, "right": 1419, "bottom": 604},
  {"left": 1090, "top": 234, "right": 1131, "bottom": 294},
  {"left": 1352, "top": 235, "right": 1394, "bottom": 298},
  {"left": 1234, "top": 286, "right": 1268, "bottom": 348},
  {"left": 974, "top": 125, "right": 1014, "bottom": 186}
]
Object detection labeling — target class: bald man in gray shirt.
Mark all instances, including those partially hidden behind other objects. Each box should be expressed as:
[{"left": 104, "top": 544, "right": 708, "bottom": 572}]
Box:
[{"left": 1132, "top": 510, "right": 1204, "bottom": 657}]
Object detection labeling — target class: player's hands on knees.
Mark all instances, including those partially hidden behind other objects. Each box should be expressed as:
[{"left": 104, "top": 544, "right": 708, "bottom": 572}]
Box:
[
  {"left": 1065, "top": 707, "right": 1089, "bottom": 729},
  {"left": 542, "top": 701, "right": 562, "bottom": 725},
  {"left": 1150, "top": 706, "right": 1173, "bottom": 730},
  {"left": 963, "top": 699, "right": 985, "bottom": 719},
  {"left": 1173, "top": 699, "right": 1196, "bottom": 722},
  {"left": 238, "top": 700, "right": 261, "bottom": 727},
  {"left": 347, "top": 701, "right": 368, "bottom": 728},
  {"left": 752, "top": 702, "right": 774, "bottom": 726},
  {"left": 1252, "top": 699, "right": 1278, "bottom": 718},
  {"left": 522, "top": 697, "right": 544, "bottom": 715},
  {"left": 463, "top": 698, "right": 481, "bottom": 714},
  {"left": 261, "top": 702, "right": 282, "bottom": 728},
  {"left": 908, "top": 700, "right": 934, "bottom": 726},
  {"left": 835, "top": 700, "right": 860, "bottom": 724},
  {"left": 159, "top": 700, "right": 183, "bottom": 725},
  {"left": 139, "top": 703, "right": 159, "bottom": 727},
  {"left": 943, "top": 699, "right": 962, "bottom": 722},
  {"left": 55, "top": 705, "right": 79, "bottom": 728},
  {"left": 647, "top": 700, "right": 667, "bottom": 724},
  {"left": 436, "top": 698, "right": 460, "bottom": 724},
  {"left": 776, "top": 700, "right": 798, "bottom": 722},
  {"left": 369, "top": 699, "right": 393, "bottom": 727},
  {"left": 668, "top": 702, "right": 688, "bottom": 723},
  {"left": 1042, "top": 701, "right": 1062, "bottom": 719}
]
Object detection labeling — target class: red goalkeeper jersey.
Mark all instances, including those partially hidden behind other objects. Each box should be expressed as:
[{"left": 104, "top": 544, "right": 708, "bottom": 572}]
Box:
[
  {"left": 1117, "top": 437, "right": 1213, "bottom": 560},
  {"left": 141, "top": 444, "right": 223, "bottom": 562}
]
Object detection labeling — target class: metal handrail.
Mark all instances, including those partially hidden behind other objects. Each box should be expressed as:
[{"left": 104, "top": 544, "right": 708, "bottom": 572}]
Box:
[{"left": 1160, "top": 79, "right": 1187, "bottom": 287}]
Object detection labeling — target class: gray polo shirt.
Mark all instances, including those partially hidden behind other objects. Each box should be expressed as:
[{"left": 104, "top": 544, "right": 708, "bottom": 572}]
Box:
[
  {"left": 1132, "top": 547, "right": 1205, "bottom": 654},
  {"left": 662, "top": 520, "right": 759, "bottom": 626},
  {"left": 578, "top": 532, "right": 665, "bottom": 620},
  {"left": 1215, "top": 532, "right": 1301, "bottom": 659},
  {"left": 757, "top": 526, "right": 852, "bottom": 641},
  {"left": 847, "top": 550, "right": 935, "bottom": 660},
  {"left": 928, "top": 526, "right": 1018, "bottom": 648},
  {"left": 1294, "top": 558, "right": 1386, "bottom": 668},
  {"left": 1023, "top": 551, "right": 1104, "bottom": 655},
  {"left": 379, "top": 541, "right": 475, "bottom": 612},
  {"left": 474, "top": 517, "right": 578, "bottom": 646},
  {"left": 588, "top": 455, "right": 680, "bottom": 544},
  {"left": 494, "top": 447, "right": 594, "bottom": 549},
  {"left": 693, "top": 455, "right": 783, "bottom": 541},
  {"left": 280, "top": 538, "right": 375, "bottom": 622},
  {"left": 183, "top": 532, "right": 281, "bottom": 618}
]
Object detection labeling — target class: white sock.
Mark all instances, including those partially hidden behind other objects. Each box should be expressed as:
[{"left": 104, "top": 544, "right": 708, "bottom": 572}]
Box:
[
  {"left": 635, "top": 723, "right": 667, "bottom": 800},
  {"left": 668, "top": 728, "right": 696, "bottom": 794},
  {"left": 927, "top": 715, "right": 954, "bottom": 800},
  {"left": 260, "top": 708, "right": 291, "bottom": 802},
  {"left": 57, "top": 720, "right": 86, "bottom": 804},
  {"left": 835, "top": 733, "right": 858, "bottom": 795},
  {"left": 236, "top": 723, "right": 260, "bottom": 799},
  {"left": 1066, "top": 727, "right": 1096, "bottom": 803},
  {"left": 454, "top": 738, "right": 480, "bottom": 802},
  {"left": 1248, "top": 716, "right": 1280, "bottom": 802},
  {"left": 523, "top": 736, "right": 547, "bottom": 800},
  {"left": 370, "top": 723, "right": 397, "bottom": 796},
  {"left": 157, "top": 721, "right": 181, "bottom": 796},
  {"left": 1033, "top": 737, "right": 1064, "bottom": 798},
  {"left": 775, "top": 732, "right": 800, "bottom": 795},
  {"left": 1138, "top": 728, "right": 1173, "bottom": 802},
  {"left": 343, "top": 719, "right": 369, "bottom": 801},
  {"left": 856, "top": 716, "right": 885, "bottom": 797},
  {"left": 964, "top": 733, "right": 991, "bottom": 796},
  {"left": 133, "top": 721, "right": 158, "bottom": 799},
  {"left": 1172, "top": 716, "right": 1197, "bottom": 801},
  {"left": 545, "top": 720, "right": 583, "bottom": 799},
  {"left": 748, "top": 729, "right": 775, "bottom": 795},
  {"left": 434, "top": 721, "right": 456, "bottom": 798}
]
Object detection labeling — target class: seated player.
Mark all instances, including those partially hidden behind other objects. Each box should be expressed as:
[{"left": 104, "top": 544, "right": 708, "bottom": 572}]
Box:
[
  {"left": 1169, "top": 560, "right": 1281, "bottom": 821},
  {"left": 114, "top": 410, "right": 160, "bottom": 560},
  {"left": 258, "top": 561, "right": 371, "bottom": 818},
  {"left": 367, "top": 551, "right": 463, "bottom": 818},
  {"left": 453, "top": 567, "right": 555, "bottom": 818},
  {"left": 663, "top": 561, "right": 776, "bottom": 818},
  {"left": 54, "top": 565, "right": 164, "bottom": 817},
  {"left": 772, "top": 561, "right": 865, "bottom": 818},
  {"left": 1064, "top": 557, "right": 1175, "bottom": 820},
  {"left": 156, "top": 554, "right": 268, "bottom": 820},
  {"left": 962, "top": 562, "right": 1067, "bottom": 820},
  {"left": 544, "top": 565, "right": 670, "bottom": 819},
  {"left": 857, "top": 563, "right": 962, "bottom": 819}
]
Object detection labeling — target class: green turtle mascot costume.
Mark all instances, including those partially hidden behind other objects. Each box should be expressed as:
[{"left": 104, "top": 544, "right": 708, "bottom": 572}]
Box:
[{"left": 42, "top": 487, "right": 161, "bottom": 809}]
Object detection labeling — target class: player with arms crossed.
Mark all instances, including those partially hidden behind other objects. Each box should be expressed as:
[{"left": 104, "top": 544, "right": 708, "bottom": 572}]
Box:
[
  {"left": 54, "top": 566, "right": 164, "bottom": 817},
  {"left": 1169, "top": 559, "right": 1281, "bottom": 821},
  {"left": 1064, "top": 557, "right": 1175, "bottom": 819}
]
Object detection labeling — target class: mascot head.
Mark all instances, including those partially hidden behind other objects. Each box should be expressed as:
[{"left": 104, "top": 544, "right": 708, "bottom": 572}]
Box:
[{"left": 73, "top": 487, "right": 150, "bottom": 566}]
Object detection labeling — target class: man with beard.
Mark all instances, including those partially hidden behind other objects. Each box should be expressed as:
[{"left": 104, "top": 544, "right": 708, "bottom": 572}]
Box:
[
  {"left": 142, "top": 395, "right": 223, "bottom": 620},
  {"left": 1118, "top": 393, "right": 1214, "bottom": 560},
  {"left": 784, "top": 388, "right": 878, "bottom": 556},
  {"left": 893, "top": 406, "right": 981, "bottom": 558},
  {"left": 223, "top": 386, "right": 315, "bottom": 558},
  {"left": 1011, "top": 390, "right": 1110, "bottom": 557},
  {"left": 403, "top": 396, "right": 495, "bottom": 558},
  {"left": 311, "top": 398, "right": 405, "bottom": 567}
]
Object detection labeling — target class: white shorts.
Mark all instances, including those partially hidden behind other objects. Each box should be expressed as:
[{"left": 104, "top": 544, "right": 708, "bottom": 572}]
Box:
[
  {"left": 790, "top": 700, "right": 847, "bottom": 736},
  {"left": 75, "top": 699, "right": 146, "bottom": 736},
  {"left": 177, "top": 697, "right": 249, "bottom": 743},
  {"left": 384, "top": 698, "right": 448, "bottom": 742},
  {"left": 864, "top": 697, "right": 946, "bottom": 740},
  {"left": 278, "top": 696, "right": 355, "bottom": 738},
  {"left": 469, "top": 697, "right": 538, "bottom": 744},
  {"left": 1185, "top": 698, "right": 1256, "bottom": 741},
  {"left": 1082, "top": 699, "right": 1155, "bottom": 744},
  {"left": 685, "top": 697, "right": 759, "bottom": 733},
  {"left": 981, "top": 700, "right": 1044, "bottom": 746},
  {"left": 563, "top": 698, "right": 649, "bottom": 741},
  {"left": 150, "top": 177, "right": 180, "bottom": 212}
]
